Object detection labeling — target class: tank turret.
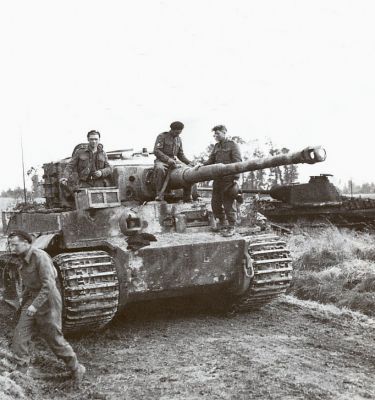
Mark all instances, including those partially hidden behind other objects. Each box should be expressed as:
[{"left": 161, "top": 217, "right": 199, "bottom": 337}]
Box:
[
  {"left": 266, "top": 175, "right": 341, "bottom": 205},
  {"left": 115, "top": 146, "right": 326, "bottom": 202},
  {"left": 240, "top": 174, "right": 340, "bottom": 206}
]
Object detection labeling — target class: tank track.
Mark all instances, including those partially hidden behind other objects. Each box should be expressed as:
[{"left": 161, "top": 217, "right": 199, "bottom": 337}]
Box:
[
  {"left": 53, "top": 251, "right": 119, "bottom": 334},
  {"left": 231, "top": 234, "right": 292, "bottom": 312}
]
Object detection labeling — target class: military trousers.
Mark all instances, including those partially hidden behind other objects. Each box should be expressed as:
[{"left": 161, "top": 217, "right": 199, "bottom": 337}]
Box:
[
  {"left": 12, "top": 299, "right": 78, "bottom": 371},
  {"left": 211, "top": 180, "right": 237, "bottom": 226},
  {"left": 153, "top": 160, "right": 192, "bottom": 200}
]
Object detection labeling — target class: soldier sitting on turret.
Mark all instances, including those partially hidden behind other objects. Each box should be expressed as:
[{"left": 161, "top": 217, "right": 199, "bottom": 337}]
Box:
[
  {"left": 59, "top": 130, "right": 113, "bottom": 201},
  {"left": 153, "top": 121, "right": 193, "bottom": 201},
  {"left": 203, "top": 125, "right": 242, "bottom": 236}
]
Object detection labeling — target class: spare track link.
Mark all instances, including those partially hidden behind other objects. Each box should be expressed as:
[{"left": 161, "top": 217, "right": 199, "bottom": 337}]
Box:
[
  {"left": 232, "top": 234, "right": 292, "bottom": 312},
  {"left": 53, "top": 251, "right": 119, "bottom": 334}
]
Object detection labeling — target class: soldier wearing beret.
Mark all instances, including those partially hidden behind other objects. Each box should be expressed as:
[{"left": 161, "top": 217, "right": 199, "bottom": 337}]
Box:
[
  {"left": 8, "top": 230, "right": 85, "bottom": 381},
  {"left": 203, "top": 125, "right": 242, "bottom": 236},
  {"left": 60, "top": 130, "right": 112, "bottom": 191},
  {"left": 153, "top": 121, "right": 193, "bottom": 201}
]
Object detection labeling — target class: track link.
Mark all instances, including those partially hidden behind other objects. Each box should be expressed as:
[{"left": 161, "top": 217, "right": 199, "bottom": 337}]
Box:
[
  {"left": 53, "top": 251, "right": 119, "bottom": 334},
  {"left": 231, "top": 234, "right": 292, "bottom": 312}
]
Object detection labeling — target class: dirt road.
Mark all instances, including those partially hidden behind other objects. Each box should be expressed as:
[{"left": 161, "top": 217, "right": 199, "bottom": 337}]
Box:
[{"left": 1, "top": 295, "right": 374, "bottom": 400}]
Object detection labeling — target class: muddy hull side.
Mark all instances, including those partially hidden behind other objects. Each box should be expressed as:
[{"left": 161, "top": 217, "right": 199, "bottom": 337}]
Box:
[{"left": 109, "top": 237, "right": 245, "bottom": 310}]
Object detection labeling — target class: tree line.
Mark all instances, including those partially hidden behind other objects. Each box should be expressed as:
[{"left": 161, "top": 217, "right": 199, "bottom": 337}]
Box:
[
  {"left": 194, "top": 137, "right": 299, "bottom": 189},
  {"left": 342, "top": 181, "right": 375, "bottom": 194},
  {"left": 1, "top": 174, "right": 42, "bottom": 200}
]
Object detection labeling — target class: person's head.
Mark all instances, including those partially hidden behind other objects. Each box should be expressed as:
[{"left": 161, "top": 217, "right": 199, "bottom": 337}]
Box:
[
  {"left": 8, "top": 230, "right": 33, "bottom": 255},
  {"left": 87, "top": 130, "right": 101, "bottom": 150},
  {"left": 169, "top": 121, "right": 184, "bottom": 137},
  {"left": 212, "top": 125, "right": 227, "bottom": 142}
]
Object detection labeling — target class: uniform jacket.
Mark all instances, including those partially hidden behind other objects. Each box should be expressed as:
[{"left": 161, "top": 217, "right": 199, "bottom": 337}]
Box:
[
  {"left": 63, "top": 145, "right": 112, "bottom": 182},
  {"left": 20, "top": 246, "right": 61, "bottom": 313},
  {"left": 154, "top": 132, "right": 191, "bottom": 165},
  {"left": 204, "top": 138, "right": 242, "bottom": 180}
]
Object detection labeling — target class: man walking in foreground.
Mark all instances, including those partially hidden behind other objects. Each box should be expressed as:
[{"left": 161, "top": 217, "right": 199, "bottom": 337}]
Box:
[
  {"left": 8, "top": 230, "right": 85, "bottom": 381},
  {"left": 203, "top": 125, "right": 242, "bottom": 236}
]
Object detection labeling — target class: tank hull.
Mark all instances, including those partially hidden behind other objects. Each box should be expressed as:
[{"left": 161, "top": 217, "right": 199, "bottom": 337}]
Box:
[
  {"left": 256, "top": 198, "right": 375, "bottom": 229},
  {"left": 1, "top": 203, "right": 292, "bottom": 334}
]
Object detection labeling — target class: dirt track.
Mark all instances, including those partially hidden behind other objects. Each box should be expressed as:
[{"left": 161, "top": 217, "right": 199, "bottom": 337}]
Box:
[{"left": 1, "top": 295, "right": 374, "bottom": 400}]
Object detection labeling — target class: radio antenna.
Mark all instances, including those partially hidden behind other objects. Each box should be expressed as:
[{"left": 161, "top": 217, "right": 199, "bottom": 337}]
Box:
[{"left": 21, "top": 135, "right": 27, "bottom": 204}]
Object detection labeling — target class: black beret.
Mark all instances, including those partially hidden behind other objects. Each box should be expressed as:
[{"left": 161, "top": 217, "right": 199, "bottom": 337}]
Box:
[
  {"left": 8, "top": 230, "right": 33, "bottom": 244},
  {"left": 212, "top": 125, "right": 227, "bottom": 133},
  {"left": 170, "top": 121, "right": 184, "bottom": 130}
]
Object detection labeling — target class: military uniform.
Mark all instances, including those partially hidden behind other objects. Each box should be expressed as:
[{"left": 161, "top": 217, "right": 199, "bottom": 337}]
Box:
[
  {"left": 153, "top": 131, "right": 192, "bottom": 200},
  {"left": 204, "top": 139, "right": 242, "bottom": 226},
  {"left": 63, "top": 144, "right": 112, "bottom": 189},
  {"left": 12, "top": 246, "right": 79, "bottom": 372}
]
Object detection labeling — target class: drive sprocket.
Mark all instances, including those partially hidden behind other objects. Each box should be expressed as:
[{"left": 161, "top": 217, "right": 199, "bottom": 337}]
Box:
[
  {"left": 53, "top": 251, "right": 119, "bottom": 334},
  {"left": 231, "top": 234, "right": 292, "bottom": 312}
]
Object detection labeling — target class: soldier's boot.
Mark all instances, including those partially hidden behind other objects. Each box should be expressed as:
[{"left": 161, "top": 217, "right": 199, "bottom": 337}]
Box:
[
  {"left": 222, "top": 225, "right": 236, "bottom": 237},
  {"left": 72, "top": 363, "right": 86, "bottom": 382},
  {"left": 211, "top": 219, "right": 227, "bottom": 232}
]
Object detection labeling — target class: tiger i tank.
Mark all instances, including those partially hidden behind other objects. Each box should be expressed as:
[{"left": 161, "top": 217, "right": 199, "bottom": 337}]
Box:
[{"left": 0, "top": 146, "right": 326, "bottom": 334}]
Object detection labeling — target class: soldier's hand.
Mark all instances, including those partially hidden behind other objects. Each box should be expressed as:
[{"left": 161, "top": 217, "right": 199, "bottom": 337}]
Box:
[
  {"left": 92, "top": 170, "right": 103, "bottom": 178},
  {"left": 168, "top": 160, "right": 177, "bottom": 169},
  {"left": 59, "top": 178, "right": 68, "bottom": 186},
  {"left": 26, "top": 305, "right": 37, "bottom": 316}
]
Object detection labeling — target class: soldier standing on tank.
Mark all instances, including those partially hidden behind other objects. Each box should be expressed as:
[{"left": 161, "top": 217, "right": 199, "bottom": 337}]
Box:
[
  {"left": 203, "top": 125, "right": 242, "bottom": 236},
  {"left": 8, "top": 230, "right": 86, "bottom": 381},
  {"left": 153, "top": 121, "right": 193, "bottom": 201},
  {"left": 60, "top": 130, "right": 112, "bottom": 189}
]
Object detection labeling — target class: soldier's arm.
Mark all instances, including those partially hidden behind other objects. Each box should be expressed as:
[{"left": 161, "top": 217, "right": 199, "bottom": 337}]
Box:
[
  {"left": 231, "top": 142, "right": 242, "bottom": 163},
  {"left": 203, "top": 149, "right": 216, "bottom": 166},
  {"left": 32, "top": 252, "right": 57, "bottom": 310},
  {"left": 177, "top": 141, "right": 191, "bottom": 165},
  {"left": 99, "top": 152, "right": 112, "bottom": 177},
  {"left": 154, "top": 134, "right": 174, "bottom": 164},
  {"left": 230, "top": 142, "right": 242, "bottom": 180}
]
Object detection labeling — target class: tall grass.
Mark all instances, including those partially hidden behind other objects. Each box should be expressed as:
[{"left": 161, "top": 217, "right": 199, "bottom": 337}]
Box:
[{"left": 287, "top": 227, "right": 375, "bottom": 316}]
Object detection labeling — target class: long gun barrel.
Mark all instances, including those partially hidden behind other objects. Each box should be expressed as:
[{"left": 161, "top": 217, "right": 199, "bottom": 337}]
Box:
[
  {"left": 168, "top": 146, "right": 326, "bottom": 188},
  {"left": 197, "top": 187, "right": 271, "bottom": 195}
]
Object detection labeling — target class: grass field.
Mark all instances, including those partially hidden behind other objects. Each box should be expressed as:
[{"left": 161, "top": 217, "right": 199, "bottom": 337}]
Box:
[{"left": 287, "top": 227, "right": 375, "bottom": 316}]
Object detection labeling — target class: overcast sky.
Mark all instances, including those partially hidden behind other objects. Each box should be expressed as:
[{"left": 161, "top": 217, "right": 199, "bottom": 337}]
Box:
[{"left": 0, "top": 0, "right": 374, "bottom": 192}]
